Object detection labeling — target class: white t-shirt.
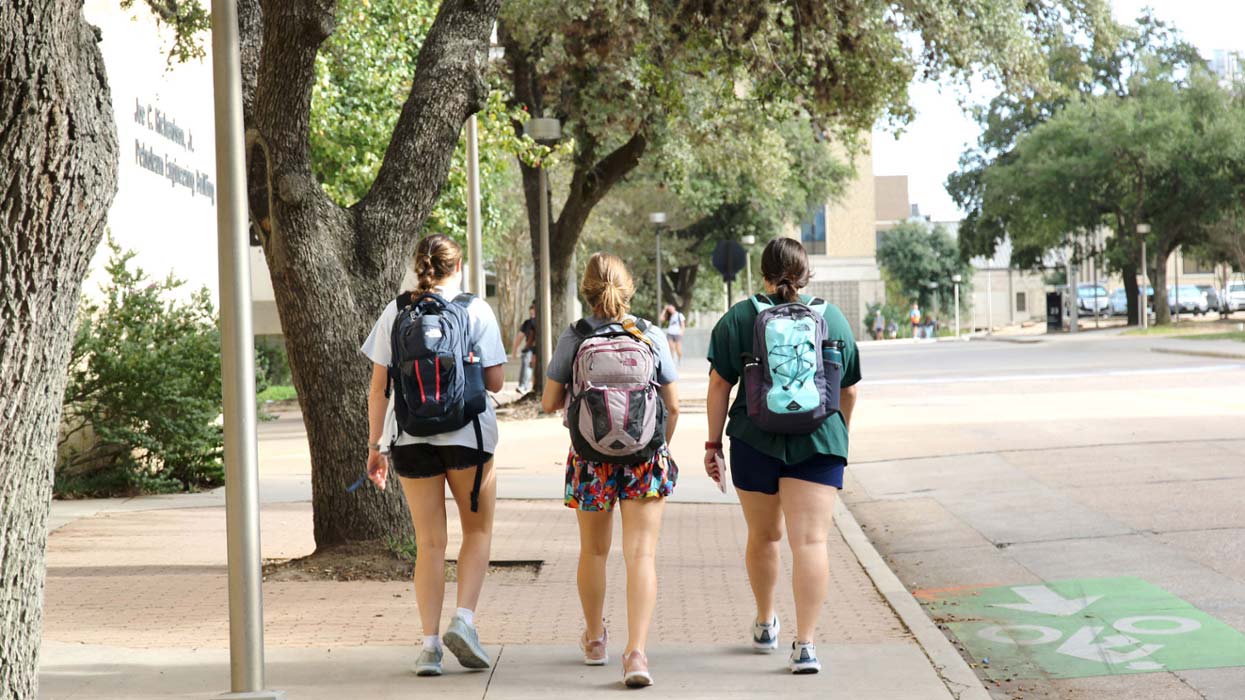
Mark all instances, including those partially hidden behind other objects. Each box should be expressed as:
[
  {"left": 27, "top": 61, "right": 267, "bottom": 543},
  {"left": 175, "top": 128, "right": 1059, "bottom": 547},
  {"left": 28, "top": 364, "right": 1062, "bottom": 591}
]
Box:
[
  {"left": 666, "top": 311, "right": 685, "bottom": 335},
  {"left": 360, "top": 285, "right": 506, "bottom": 452}
]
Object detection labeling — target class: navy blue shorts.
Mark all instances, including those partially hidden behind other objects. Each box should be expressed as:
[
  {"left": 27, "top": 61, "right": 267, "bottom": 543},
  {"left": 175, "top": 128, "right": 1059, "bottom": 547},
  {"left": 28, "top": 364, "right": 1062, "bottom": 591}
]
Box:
[{"left": 729, "top": 438, "right": 845, "bottom": 495}]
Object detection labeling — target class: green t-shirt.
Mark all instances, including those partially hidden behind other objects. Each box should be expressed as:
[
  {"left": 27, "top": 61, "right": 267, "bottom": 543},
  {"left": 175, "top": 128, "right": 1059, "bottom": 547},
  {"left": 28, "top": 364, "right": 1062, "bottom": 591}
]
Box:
[{"left": 707, "top": 294, "right": 861, "bottom": 464}]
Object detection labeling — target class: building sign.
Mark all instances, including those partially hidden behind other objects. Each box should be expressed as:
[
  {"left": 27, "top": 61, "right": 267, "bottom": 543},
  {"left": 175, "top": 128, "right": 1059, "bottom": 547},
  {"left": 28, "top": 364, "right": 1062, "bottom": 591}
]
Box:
[
  {"left": 132, "top": 98, "right": 215, "bottom": 204},
  {"left": 927, "top": 577, "right": 1245, "bottom": 680}
]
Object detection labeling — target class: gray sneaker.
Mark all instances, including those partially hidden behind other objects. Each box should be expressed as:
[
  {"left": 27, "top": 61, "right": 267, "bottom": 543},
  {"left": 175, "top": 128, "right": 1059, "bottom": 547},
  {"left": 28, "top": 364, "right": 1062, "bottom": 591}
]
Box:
[
  {"left": 752, "top": 617, "right": 780, "bottom": 653},
  {"left": 789, "top": 641, "right": 821, "bottom": 674},
  {"left": 414, "top": 647, "right": 442, "bottom": 676},
  {"left": 444, "top": 614, "right": 491, "bottom": 669}
]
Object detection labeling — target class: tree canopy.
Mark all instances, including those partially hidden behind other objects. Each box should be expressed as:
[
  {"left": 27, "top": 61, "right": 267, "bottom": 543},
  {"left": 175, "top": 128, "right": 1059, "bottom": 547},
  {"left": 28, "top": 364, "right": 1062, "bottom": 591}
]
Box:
[{"left": 876, "top": 221, "right": 972, "bottom": 313}]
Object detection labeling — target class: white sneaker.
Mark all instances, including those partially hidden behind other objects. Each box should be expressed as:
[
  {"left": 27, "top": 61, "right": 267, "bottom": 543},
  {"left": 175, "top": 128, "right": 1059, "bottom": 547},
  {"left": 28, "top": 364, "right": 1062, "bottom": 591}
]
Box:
[
  {"left": 414, "top": 646, "right": 442, "bottom": 676},
  {"left": 789, "top": 641, "right": 821, "bottom": 674},
  {"left": 751, "top": 617, "right": 780, "bottom": 652}
]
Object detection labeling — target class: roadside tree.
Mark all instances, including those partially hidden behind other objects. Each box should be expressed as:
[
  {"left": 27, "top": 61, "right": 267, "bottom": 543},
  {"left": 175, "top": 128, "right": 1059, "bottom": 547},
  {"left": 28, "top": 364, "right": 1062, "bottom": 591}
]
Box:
[{"left": 876, "top": 222, "right": 973, "bottom": 315}]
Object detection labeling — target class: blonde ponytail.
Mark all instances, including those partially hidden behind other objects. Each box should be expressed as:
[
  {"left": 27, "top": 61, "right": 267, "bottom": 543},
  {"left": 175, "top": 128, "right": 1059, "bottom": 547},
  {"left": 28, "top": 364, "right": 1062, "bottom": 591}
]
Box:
[{"left": 580, "top": 252, "right": 635, "bottom": 321}]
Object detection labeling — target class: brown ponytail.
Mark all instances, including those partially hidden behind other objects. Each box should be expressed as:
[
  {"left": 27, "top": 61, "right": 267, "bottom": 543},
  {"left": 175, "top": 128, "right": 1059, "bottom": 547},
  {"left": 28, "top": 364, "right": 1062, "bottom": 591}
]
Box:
[
  {"left": 761, "top": 237, "right": 811, "bottom": 303},
  {"left": 411, "top": 234, "right": 463, "bottom": 292},
  {"left": 580, "top": 252, "right": 635, "bottom": 321}
]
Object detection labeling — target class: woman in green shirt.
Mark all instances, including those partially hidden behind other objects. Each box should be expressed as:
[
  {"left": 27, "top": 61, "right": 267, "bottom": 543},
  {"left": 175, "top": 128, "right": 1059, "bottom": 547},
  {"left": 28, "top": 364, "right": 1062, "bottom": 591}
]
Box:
[{"left": 704, "top": 238, "right": 860, "bottom": 674}]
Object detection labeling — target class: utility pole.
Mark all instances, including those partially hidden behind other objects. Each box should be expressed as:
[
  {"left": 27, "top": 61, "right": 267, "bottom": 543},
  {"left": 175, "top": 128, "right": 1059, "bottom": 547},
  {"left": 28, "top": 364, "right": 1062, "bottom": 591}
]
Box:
[
  {"left": 525, "top": 117, "right": 561, "bottom": 389},
  {"left": 651, "top": 212, "right": 666, "bottom": 316},
  {"left": 1067, "top": 245, "right": 1078, "bottom": 334},
  {"left": 465, "top": 115, "right": 484, "bottom": 296},
  {"left": 1138, "top": 224, "right": 1151, "bottom": 329}
]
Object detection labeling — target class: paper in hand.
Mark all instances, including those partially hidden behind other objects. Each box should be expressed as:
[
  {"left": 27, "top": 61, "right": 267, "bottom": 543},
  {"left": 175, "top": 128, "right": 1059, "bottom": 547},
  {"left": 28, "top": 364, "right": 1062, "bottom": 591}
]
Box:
[{"left": 713, "top": 452, "right": 727, "bottom": 494}]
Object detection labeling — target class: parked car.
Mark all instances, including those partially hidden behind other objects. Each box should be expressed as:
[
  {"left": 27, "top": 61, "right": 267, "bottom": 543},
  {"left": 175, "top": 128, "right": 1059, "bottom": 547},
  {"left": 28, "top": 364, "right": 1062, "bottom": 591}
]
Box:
[
  {"left": 1108, "top": 286, "right": 1154, "bottom": 316},
  {"left": 1226, "top": 282, "right": 1245, "bottom": 312},
  {"left": 1077, "top": 284, "right": 1111, "bottom": 316},
  {"left": 1168, "top": 285, "right": 1209, "bottom": 315},
  {"left": 1196, "top": 285, "right": 1221, "bottom": 313}
]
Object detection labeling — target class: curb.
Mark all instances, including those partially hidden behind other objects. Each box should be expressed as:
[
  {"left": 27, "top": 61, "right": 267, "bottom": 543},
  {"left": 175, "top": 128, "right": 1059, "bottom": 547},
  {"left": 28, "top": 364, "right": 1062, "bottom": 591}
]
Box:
[
  {"left": 834, "top": 500, "right": 991, "bottom": 700},
  {"left": 1151, "top": 347, "right": 1245, "bottom": 361}
]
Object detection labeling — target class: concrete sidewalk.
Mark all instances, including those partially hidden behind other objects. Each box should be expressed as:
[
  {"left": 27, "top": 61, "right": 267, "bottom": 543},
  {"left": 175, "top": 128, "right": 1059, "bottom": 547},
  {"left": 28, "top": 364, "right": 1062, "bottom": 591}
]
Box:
[{"left": 39, "top": 384, "right": 983, "bottom": 699}]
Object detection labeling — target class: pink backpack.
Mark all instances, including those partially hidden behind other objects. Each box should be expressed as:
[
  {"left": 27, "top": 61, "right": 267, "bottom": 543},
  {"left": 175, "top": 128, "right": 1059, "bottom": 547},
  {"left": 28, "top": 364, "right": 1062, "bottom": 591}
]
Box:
[{"left": 565, "top": 318, "right": 666, "bottom": 465}]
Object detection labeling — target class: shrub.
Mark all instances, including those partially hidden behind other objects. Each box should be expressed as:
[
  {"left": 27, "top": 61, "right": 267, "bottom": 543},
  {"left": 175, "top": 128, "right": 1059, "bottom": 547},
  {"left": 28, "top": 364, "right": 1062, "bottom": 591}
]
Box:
[{"left": 56, "top": 243, "right": 225, "bottom": 497}]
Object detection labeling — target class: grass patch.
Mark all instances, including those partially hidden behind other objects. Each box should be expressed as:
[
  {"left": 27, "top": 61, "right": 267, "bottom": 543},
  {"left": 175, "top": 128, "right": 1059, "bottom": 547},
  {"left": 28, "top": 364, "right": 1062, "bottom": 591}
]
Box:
[
  {"left": 1176, "top": 331, "right": 1245, "bottom": 343},
  {"left": 1123, "top": 323, "right": 1242, "bottom": 337},
  {"left": 257, "top": 384, "right": 297, "bottom": 402}
]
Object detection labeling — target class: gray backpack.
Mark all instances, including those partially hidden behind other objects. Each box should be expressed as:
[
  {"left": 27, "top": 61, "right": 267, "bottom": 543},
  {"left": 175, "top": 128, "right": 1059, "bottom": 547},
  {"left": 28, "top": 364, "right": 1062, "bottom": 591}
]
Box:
[
  {"left": 565, "top": 318, "right": 666, "bottom": 464},
  {"left": 743, "top": 294, "right": 842, "bottom": 434}
]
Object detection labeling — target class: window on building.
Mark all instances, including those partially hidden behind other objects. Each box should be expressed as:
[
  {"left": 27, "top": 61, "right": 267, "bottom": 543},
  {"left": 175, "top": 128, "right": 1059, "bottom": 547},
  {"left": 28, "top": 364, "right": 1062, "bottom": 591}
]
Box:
[
  {"left": 800, "top": 207, "right": 827, "bottom": 255},
  {"left": 1016, "top": 292, "right": 1026, "bottom": 312}
]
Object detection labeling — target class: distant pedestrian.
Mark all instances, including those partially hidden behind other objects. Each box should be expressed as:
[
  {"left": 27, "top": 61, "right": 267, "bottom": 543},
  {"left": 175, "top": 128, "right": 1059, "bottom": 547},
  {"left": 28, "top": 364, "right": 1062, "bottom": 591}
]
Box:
[
  {"left": 871, "top": 309, "right": 885, "bottom": 341},
  {"left": 362, "top": 234, "right": 506, "bottom": 677},
  {"left": 662, "top": 304, "right": 685, "bottom": 364},
  {"left": 887, "top": 320, "right": 898, "bottom": 339},
  {"left": 704, "top": 238, "right": 860, "bottom": 674},
  {"left": 510, "top": 303, "right": 537, "bottom": 394},
  {"left": 908, "top": 302, "right": 922, "bottom": 340},
  {"left": 542, "top": 253, "right": 680, "bottom": 688}
]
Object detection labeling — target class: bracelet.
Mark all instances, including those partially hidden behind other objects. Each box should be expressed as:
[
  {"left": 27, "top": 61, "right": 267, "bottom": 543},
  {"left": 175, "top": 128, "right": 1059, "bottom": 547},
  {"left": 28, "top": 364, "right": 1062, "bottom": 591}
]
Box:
[{"left": 704, "top": 441, "right": 722, "bottom": 450}]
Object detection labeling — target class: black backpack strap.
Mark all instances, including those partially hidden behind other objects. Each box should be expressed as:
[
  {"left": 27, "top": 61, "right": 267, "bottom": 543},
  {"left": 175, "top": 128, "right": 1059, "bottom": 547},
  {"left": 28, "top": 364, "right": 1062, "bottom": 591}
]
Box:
[
  {"left": 809, "top": 297, "right": 825, "bottom": 305},
  {"left": 470, "top": 416, "right": 485, "bottom": 513},
  {"left": 572, "top": 318, "right": 594, "bottom": 338}
]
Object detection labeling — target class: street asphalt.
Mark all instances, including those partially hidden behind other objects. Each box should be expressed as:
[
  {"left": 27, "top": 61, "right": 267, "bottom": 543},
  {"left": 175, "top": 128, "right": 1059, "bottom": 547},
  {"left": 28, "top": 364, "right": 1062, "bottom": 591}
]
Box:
[{"left": 847, "top": 330, "right": 1245, "bottom": 699}]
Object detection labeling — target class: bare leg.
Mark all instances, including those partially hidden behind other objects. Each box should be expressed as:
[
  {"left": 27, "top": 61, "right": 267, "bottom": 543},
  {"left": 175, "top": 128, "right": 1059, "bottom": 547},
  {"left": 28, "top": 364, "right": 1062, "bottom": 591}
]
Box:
[
  {"left": 737, "top": 488, "right": 784, "bottom": 624},
  {"left": 445, "top": 460, "right": 496, "bottom": 611},
  {"left": 399, "top": 474, "right": 449, "bottom": 637},
  {"left": 576, "top": 509, "right": 614, "bottom": 639},
  {"left": 778, "top": 478, "right": 836, "bottom": 643},
  {"left": 619, "top": 497, "right": 666, "bottom": 655}
]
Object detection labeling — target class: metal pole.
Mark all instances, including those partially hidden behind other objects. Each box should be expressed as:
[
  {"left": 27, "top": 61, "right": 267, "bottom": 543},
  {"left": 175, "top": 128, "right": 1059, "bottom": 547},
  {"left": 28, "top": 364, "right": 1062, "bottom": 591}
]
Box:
[
  {"left": 1174, "top": 246, "right": 1180, "bottom": 323},
  {"left": 655, "top": 226, "right": 662, "bottom": 316},
  {"left": 465, "top": 115, "right": 484, "bottom": 296},
  {"left": 954, "top": 283, "right": 960, "bottom": 339},
  {"left": 210, "top": 1, "right": 282, "bottom": 697},
  {"left": 537, "top": 167, "right": 553, "bottom": 385},
  {"left": 1140, "top": 239, "right": 1148, "bottom": 329},
  {"left": 1067, "top": 250, "right": 1077, "bottom": 334},
  {"left": 742, "top": 249, "right": 751, "bottom": 295},
  {"left": 986, "top": 268, "right": 993, "bottom": 333}
]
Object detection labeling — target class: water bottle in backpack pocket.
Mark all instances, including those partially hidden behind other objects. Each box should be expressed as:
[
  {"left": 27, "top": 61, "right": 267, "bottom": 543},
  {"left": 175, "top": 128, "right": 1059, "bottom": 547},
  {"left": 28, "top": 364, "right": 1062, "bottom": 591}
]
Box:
[
  {"left": 743, "top": 295, "right": 840, "bottom": 435},
  {"left": 565, "top": 318, "right": 666, "bottom": 465}
]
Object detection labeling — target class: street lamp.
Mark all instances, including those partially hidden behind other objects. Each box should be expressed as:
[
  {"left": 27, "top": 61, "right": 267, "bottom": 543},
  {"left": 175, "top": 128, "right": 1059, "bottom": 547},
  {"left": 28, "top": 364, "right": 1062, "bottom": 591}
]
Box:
[
  {"left": 525, "top": 117, "right": 561, "bottom": 389},
  {"left": 466, "top": 27, "right": 506, "bottom": 296},
  {"left": 741, "top": 234, "right": 756, "bottom": 296},
  {"left": 650, "top": 212, "right": 667, "bottom": 316},
  {"left": 1137, "top": 223, "right": 1151, "bottom": 329},
  {"left": 951, "top": 274, "right": 963, "bottom": 339}
]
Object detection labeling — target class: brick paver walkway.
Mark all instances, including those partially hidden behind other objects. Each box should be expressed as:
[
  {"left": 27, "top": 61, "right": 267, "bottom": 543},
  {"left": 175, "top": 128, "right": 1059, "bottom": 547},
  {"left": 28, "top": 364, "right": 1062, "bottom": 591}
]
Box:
[{"left": 44, "top": 499, "right": 906, "bottom": 649}]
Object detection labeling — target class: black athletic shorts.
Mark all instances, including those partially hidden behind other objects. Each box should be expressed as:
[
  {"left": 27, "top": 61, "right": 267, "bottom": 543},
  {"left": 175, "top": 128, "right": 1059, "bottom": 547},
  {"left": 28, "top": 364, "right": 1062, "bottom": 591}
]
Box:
[
  {"left": 729, "top": 438, "right": 845, "bottom": 495},
  {"left": 388, "top": 443, "right": 492, "bottom": 480}
]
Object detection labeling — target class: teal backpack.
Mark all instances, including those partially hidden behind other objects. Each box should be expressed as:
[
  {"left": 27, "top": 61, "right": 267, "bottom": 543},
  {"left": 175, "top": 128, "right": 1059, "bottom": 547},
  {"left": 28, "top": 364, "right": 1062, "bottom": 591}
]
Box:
[{"left": 742, "top": 294, "right": 842, "bottom": 434}]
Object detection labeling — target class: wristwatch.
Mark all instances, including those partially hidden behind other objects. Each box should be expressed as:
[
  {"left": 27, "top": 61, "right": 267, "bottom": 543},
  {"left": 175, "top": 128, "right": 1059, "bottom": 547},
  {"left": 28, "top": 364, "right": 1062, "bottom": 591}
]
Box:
[
  {"left": 704, "top": 441, "right": 723, "bottom": 450},
  {"left": 367, "top": 442, "right": 382, "bottom": 451}
]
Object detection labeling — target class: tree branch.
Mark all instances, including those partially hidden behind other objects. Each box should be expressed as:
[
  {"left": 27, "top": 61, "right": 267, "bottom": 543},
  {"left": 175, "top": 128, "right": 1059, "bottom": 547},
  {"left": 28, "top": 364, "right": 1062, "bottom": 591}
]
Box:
[
  {"left": 358, "top": 0, "right": 503, "bottom": 258},
  {"left": 556, "top": 130, "right": 648, "bottom": 243}
]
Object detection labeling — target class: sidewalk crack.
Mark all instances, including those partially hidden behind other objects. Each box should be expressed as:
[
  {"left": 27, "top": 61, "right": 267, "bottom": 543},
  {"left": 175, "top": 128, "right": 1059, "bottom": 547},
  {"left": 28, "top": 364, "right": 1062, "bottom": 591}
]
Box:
[{"left": 482, "top": 644, "right": 504, "bottom": 698}]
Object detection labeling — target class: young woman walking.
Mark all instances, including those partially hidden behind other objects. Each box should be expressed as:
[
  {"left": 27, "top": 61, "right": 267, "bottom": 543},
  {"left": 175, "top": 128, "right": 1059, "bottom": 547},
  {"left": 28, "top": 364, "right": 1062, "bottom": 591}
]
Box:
[
  {"left": 542, "top": 253, "right": 681, "bottom": 688},
  {"left": 703, "top": 238, "right": 860, "bottom": 674},
  {"left": 362, "top": 234, "right": 507, "bottom": 676}
]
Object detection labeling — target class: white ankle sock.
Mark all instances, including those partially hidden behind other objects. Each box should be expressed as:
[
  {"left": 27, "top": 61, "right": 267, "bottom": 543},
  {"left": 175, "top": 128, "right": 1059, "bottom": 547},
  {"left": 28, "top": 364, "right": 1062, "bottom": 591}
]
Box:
[
  {"left": 456, "top": 607, "right": 475, "bottom": 627},
  {"left": 423, "top": 634, "right": 442, "bottom": 651}
]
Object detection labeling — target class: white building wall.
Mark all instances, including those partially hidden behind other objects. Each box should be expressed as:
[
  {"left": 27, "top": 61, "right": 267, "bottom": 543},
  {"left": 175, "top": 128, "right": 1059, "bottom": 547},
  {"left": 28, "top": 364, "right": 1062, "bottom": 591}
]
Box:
[{"left": 82, "top": 2, "right": 219, "bottom": 302}]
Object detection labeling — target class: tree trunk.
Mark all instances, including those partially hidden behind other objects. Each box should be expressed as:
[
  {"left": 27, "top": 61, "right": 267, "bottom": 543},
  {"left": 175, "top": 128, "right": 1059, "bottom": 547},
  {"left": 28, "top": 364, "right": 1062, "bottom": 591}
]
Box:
[
  {"left": 1121, "top": 263, "right": 1140, "bottom": 326},
  {"left": 1151, "top": 252, "right": 1171, "bottom": 325},
  {"left": 241, "top": 0, "right": 501, "bottom": 547},
  {"left": 0, "top": 3, "right": 119, "bottom": 694}
]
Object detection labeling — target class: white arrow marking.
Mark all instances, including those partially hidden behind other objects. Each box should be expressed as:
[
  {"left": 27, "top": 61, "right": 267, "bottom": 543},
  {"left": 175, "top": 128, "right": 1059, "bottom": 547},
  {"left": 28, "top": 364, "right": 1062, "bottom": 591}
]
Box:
[
  {"left": 1056, "top": 626, "right": 1163, "bottom": 666},
  {"left": 990, "top": 585, "right": 1102, "bottom": 616}
]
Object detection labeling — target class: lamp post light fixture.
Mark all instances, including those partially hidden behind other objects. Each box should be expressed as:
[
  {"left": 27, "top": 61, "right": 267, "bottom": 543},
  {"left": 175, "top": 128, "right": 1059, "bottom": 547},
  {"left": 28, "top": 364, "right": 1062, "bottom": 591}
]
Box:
[
  {"left": 741, "top": 234, "right": 757, "bottom": 296},
  {"left": 650, "top": 212, "right": 667, "bottom": 315},
  {"left": 951, "top": 274, "right": 963, "bottom": 339},
  {"left": 525, "top": 116, "right": 562, "bottom": 388},
  {"left": 1137, "top": 223, "right": 1152, "bottom": 329}
]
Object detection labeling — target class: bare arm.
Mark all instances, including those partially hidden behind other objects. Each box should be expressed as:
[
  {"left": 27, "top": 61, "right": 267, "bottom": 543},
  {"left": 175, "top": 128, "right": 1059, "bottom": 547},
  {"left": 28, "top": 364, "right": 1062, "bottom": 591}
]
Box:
[
  {"left": 840, "top": 384, "right": 858, "bottom": 431},
  {"left": 660, "top": 382, "right": 680, "bottom": 443},
  {"left": 541, "top": 377, "right": 567, "bottom": 414},
  {"left": 704, "top": 369, "right": 733, "bottom": 481},
  {"left": 366, "top": 363, "right": 390, "bottom": 489},
  {"left": 510, "top": 332, "right": 524, "bottom": 357},
  {"left": 484, "top": 364, "right": 505, "bottom": 393}
]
